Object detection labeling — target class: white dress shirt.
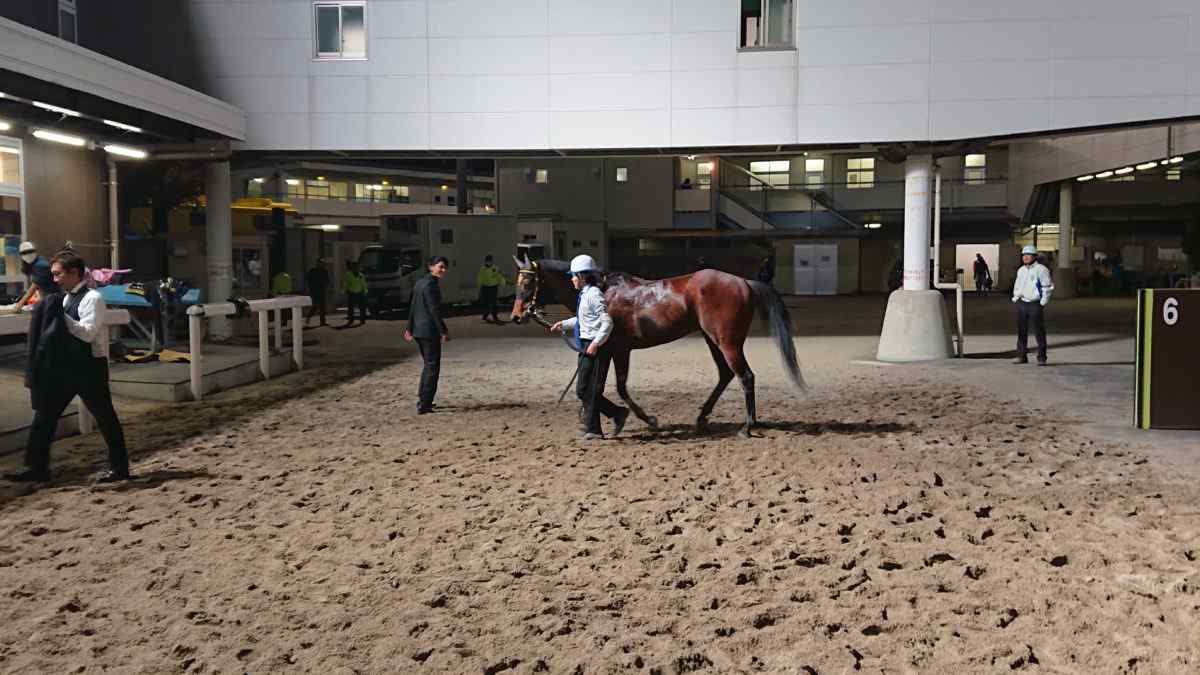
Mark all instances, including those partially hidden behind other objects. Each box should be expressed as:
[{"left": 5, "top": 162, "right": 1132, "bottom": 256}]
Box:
[
  {"left": 63, "top": 281, "right": 106, "bottom": 358},
  {"left": 561, "top": 285, "right": 613, "bottom": 347},
  {"left": 1012, "top": 262, "right": 1054, "bottom": 306}
]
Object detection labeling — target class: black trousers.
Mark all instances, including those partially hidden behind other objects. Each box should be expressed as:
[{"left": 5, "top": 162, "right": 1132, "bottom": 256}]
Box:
[
  {"left": 26, "top": 358, "right": 128, "bottom": 476},
  {"left": 1016, "top": 301, "right": 1047, "bottom": 361},
  {"left": 307, "top": 291, "right": 327, "bottom": 323},
  {"left": 346, "top": 292, "right": 368, "bottom": 323},
  {"left": 415, "top": 337, "right": 442, "bottom": 410},
  {"left": 577, "top": 339, "right": 621, "bottom": 434},
  {"left": 479, "top": 285, "right": 500, "bottom": 320}
]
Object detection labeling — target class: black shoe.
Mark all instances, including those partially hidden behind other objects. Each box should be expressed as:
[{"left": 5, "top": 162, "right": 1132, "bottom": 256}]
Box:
[
  {"left": 612, "top": 407, "right": 630, "bottom": 437},
  {"left": 95, "top": 470, "right": 131, "bottom": 483},
  {"left": 1013, "top": 356, "right": 1029, "bottom": 364},
  {"left": 1037, "top": 359, "right": 1047, "bottom": 366},
  {"left": 4, "top": 469, "right": 50, "bottom": 483},
  {"left": 417, "top": 407, "right": 433, "bottom": 415}
]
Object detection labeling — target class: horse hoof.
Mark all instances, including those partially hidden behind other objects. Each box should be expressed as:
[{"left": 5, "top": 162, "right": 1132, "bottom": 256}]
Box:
[
  {"left": 738, "top": 427, "right": 753, "bottom": 439},
  {"left": 646, "top": 416, "right": 658, "bottom": 429}
]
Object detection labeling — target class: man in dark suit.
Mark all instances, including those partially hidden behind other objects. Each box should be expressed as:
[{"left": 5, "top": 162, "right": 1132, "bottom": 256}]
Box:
[
  {"left": 404, "top": 256, "right": 450, "bottom": 414},
  {"left": 5, "top": 250, "right": 131, "bottom": 484}
]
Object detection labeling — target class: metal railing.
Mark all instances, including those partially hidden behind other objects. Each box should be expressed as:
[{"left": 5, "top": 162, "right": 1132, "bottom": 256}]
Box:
[{"left": 185, "top": 295, "right": 312, "bottom": 401}]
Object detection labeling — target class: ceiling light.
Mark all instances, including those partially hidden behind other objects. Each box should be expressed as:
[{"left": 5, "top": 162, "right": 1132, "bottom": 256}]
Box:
[
  {"left": 0, "top": 147, "right": 19, "bottom": 155},
  {"left": 33, "top": 129, "right": 86, "bottom": 146},
  {"left": 32, "top": 101, "right": 81, "bottom": 117},
  {"left": 1136, "top": 162, "right": 1157, "bottom": 171},
  {"left": 251, "top": 177, "right": 265, "bottom": 183},
  {"left": 864, "top": 222, "right": 882, "bottom": 229},
  {"left": 285, "top": 178, "right": 299, "bottom": 186},
  {"left": 0, "top": 120, "right": 10, "bottom": 132},
  {"left": 320, "top": 224, "right": 341, "bottom": 231},
  {"left": 1114, "top": 167, "right": 1134, "bottom": 175},
  {"left": 1169, "top": 157, "right": 1184, "bottom": 164},
  {"left": 381, "top": 179, "right": 389, "bottom": 185},
  {"left": 0, "top": 92, "right": 6, "bottom": 98},
  {"left": 103, "top": 119, "right": 142, "bottom": 133},
  {"left": 686, "top": 155, "right": 696, "bottom": 160},
  {"left": 103, "top": 144, "right": 147, "bottom": 159},
  {"left": 1095, "top": 171, "right": 1114, "bottom": 179},
  {"left": 316, "top": 176, "right": 325, "bottom": 180},
  {"left": 1076, "top": 175, "right": 1094, "bottom": 182},
  {"left": 440, "top": 184, "right": 448, "bottom": 190}
]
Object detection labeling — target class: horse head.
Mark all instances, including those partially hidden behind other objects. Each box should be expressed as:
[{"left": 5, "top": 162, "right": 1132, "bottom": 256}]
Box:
[{"left": 509, "top": 255, "right": 541, "bottom": 325}]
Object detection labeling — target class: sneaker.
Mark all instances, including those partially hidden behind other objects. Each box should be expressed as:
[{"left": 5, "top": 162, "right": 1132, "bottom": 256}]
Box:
[
  {"left": 1013, "top": 356, "right": 1029, "bottom": 364},
  {"left": 612, "top": 407, "right": 630, "bottom": 437},
  {"left": 1037, "top": 359, "right": 1047, "bottom": 366},
  {"left": 580, "top": 432, "right": 604, "bottom": 441},
  {"left": 4, "top": 469, "right": 50, "bottom": 483}
]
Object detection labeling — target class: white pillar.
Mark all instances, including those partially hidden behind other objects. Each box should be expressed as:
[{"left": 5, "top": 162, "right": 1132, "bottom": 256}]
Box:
[
  {"left": 902, "top": 155, "right": 932, "bottom": 290},
  {"left": 205, "top": 161, "right": 234, "bottom": 339},
  {"left": 107, "top": 158, "right": 120, "bottom": 269},
  {"left": 876, "top": 153, "right": 952, "bottom": 362},
  {"left": 1057, "top": 182, "right": 1075, "bottom": 298}
]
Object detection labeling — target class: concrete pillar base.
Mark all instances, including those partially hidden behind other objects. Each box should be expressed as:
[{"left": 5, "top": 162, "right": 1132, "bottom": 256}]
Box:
[{"left": 876, "top": 289, "right": 954, "bottom": 362}]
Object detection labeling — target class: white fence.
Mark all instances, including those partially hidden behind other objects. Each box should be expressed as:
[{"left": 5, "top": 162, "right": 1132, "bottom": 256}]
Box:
[{"left": 186, "top": 295, "right": 312, "bottom": 401}]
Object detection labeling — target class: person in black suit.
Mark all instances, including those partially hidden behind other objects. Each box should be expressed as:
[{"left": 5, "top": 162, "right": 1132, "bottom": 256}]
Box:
[
  {"left": 404, "top": 256, "right": 450, "bottom": 413},
  {"left": 5, "top": 250, "right": 131, "bottom": 484}
]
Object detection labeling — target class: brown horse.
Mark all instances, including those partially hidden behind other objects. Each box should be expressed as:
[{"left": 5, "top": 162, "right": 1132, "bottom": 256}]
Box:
[{"left": 509, "top": 257, "right": 805, "bottom": 437}]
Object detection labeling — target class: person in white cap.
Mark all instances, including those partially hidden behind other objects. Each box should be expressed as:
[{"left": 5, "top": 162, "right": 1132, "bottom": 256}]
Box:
[
  {"left": 550, "top": 254, "right": 629, "bottom": 441},
  {"left": 1, "top": 242, "right": 54, "bottom": 313},
  {"left": 1012, "top": 245, "right": 1054, "bottom": 365}
]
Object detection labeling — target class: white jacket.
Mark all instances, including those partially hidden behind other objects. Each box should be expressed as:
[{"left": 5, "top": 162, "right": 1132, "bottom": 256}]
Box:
[
  {"left": 1012, "top": 262, "right": 1054, "bottom": 306},
  {"left": 561, "top": 285, "right": 613, "bottom": 346}
]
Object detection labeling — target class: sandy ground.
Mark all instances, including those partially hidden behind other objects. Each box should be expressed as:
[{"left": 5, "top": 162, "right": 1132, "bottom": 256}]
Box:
[{"left": 2, "top": 305, "right": 1199, "bottom": 673}]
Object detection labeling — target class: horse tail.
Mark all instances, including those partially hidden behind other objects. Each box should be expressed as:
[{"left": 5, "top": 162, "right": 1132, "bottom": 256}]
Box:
[{"left": 748, "top": 280, "right": 807, "bottom": 391}]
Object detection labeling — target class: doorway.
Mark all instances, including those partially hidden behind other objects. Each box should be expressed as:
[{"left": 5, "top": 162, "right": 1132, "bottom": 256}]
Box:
[
  {"left": 955, "top": 244, "right": 1000, "bottom": 291},
  {"left": 793, "top": 243, "right": 837, "bottom": 295}
]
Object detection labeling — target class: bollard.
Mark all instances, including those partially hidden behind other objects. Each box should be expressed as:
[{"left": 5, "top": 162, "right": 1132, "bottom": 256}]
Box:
[
  {"left": 258, "top": 310, "right": 270, "bottom": 380},
  {"left": 291, "top": 306, "right": 303, "bottom": 370},
  {"left": 189, "top": 312, "right": 203, "bottom": 401}
]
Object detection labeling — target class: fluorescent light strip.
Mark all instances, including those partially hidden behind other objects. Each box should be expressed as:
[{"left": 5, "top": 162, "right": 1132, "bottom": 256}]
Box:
[
  {"left": 1076, "top": 175, "right": 1094, "bottom": 182},
  {"left": 103, "top": 119, "right": 142, "bottom": 133},
  {"left": 0, "top": 120, "right": 10, "bottom": 132},
  {"left": 33, "top": 129, "right": 86, "bottom": 146},
  {"left": 1169, "top": 157, "right": 1184, "bottom": 164},
  {"left": 1095, "top": 171, "right": 1114, "bottom": 179},
  {"left": 1136, "top": 162, "right": 1157, "bottom": 170},
  {"left": 1114, "top": 167, "right": 1134, "bottom": 175},
  {"left": 0, "top": 147, "right": 20, "bottom": 155},
  {"left": 320, "top": 224, "right": 341, "bottom": 231},
  {"left": 285, "top": 178, "right": 299, "bottom": 186},
  {"left": 104, "top": 144, "right": 147, "bottom": 159},
  {"left": 251, "top": 177, "right": 265, "bottom": 183},
  {"left": 32, "top": 101, "right": 81, "bottom": 117}
]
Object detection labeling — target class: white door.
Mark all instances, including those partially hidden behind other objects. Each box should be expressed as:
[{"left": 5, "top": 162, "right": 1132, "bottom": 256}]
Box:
[
  {"left": 793, "top": 244, "right": 815, "bottom": 295},
  {"left": 814, "top": 244, "right": 838, "bottom": 295}
]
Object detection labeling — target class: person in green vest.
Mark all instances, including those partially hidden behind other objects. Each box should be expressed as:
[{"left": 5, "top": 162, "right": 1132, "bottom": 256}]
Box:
[
  {"left": 476, "top": 254, "right": 508, "bottom": 324},
  {"left": 270, "top": 270, "right": 292, "bottom": 296},
  {"left": 343, "top": 260, "right": 369, "bottom": 327}
]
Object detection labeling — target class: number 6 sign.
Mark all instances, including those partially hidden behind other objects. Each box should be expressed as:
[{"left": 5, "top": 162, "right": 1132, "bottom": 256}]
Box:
[
  {"left": 1163, "top": 297, "right": 1179, "bottom": 326},
  {"left": 1136, "top": 290, "right": 1197, "bottom": 429}
]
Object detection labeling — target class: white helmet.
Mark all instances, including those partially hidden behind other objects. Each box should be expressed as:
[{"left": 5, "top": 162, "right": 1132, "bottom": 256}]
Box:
[
  {"left": 569, "top": 254, "right": 598, "bottom": 274},
  {"left": 1021, "top": 245, "right": 1037, "bottom": 256}
]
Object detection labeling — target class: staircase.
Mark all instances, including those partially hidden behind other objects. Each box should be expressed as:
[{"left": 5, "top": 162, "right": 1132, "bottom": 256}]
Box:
[{"left": 716, "top": 158, "right": 861, "bottom": 232}]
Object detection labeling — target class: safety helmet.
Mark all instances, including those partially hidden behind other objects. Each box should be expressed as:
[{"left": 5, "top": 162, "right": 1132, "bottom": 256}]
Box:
[
  {"left": 18, "top": 241, "right": 35, "bottom": 255},
  {"left": 1021, "top": 245, "right": 1037, "bottom": 256},
  {"left": 569, "top": 254, "right": 598, "bottom": 274}
]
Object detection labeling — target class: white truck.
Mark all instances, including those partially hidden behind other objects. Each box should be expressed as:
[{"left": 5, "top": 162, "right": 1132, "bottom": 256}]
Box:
[{"left": 359, "top": 214, "right": 523, "bottom": 315}]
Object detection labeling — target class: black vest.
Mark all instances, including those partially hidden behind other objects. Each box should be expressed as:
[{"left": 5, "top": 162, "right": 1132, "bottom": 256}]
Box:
[{"left": 64, "top": 288, "right": 95, "bottom": 362}]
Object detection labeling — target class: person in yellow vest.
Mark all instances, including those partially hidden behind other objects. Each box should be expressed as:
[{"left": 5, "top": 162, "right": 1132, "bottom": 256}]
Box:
[
  {"left": 343, "top": 260, "right": 369, "bottom": 327},
  {"left": 270, "top": 270, "right": 292, "bottom": 296},
  {"left": 476, "top": 254, "right": 508, "bottom": 324}
]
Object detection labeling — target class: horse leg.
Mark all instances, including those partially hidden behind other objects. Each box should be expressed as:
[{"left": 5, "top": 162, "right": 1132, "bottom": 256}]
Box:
[
  {"left": 719, "top": 342, "right": 756, "bottom": 438},
  {"left": 612, "top": 349, "right": 657, "bottom": 429},
  {"left": 697, "top": 336, "right": 735, "bottom": 433}
]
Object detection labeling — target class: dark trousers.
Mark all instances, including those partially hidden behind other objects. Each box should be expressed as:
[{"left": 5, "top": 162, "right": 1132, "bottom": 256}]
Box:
[
  {"left": 479, "top": 285, "right": 500, "bottom": 320},
  {"left": 26, "top": 358, "right": 128, "bottom": 476},
  {"left": 1016, "top": 301, "right": 1047, "bottom": 361},
  {"left": 577, "top": 339, "right": 621, "bottom": 434},
  {"left": 346, "top": 292, "right": 368, "bottom": 324},
  {"left": 306, "top": 291, "right": 328, "bottom": 324},
  {"left": 415, "top": 337, "right": 441, "bottom": 410}
]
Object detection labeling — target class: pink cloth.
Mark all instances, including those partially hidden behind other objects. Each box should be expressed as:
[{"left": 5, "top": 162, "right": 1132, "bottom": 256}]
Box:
[{"left": 87, "top": 267, "right": 132, "bottom": 287}]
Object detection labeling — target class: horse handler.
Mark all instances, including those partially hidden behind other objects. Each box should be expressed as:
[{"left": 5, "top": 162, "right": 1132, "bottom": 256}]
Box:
[{"left": 551, "top": 254, "right": 629, "bottom": 441}]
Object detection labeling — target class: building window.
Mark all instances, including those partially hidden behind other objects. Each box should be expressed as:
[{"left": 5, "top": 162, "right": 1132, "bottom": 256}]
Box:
[
  {"left": 964, "top": 154, "right": 987, "bottom": 185},
  {"left": 58, "top": 0, "right": 77, "bottom": 43},
  {"left": 749, "top": 160, "right": 790, "bottom": 190},
  {"left": 846, "top": 157, "right": 874, "bottom": 189},
  {"left": 1167, "top": 169, "right": 1181, "bottom": 181},
  {"left": 395, "top": 185, "right": 411, "bottom": 203},
  {"left": 535, "top": 168, "right": 549, "bottom": 184},
  {"left": 615, "top": 167, "right": 628, "bottom": 183},
  {"left": 0, "top": 142, "right": 22, "bottom": 187},
  {"left": 304, "top": 179, "right": 346, "bottom": 200},
  {"left": 741, "top": 0, "right": 793, "bottom": 49},
  {"left": 696, "top": 161, "right": 713, "bottom": 189},
  {"left": 285, "top": 178, "right": 303, "bottom": 199},
  {"left": 804, "top": 158, "right": 825, "bottom": 189},
  {"left": 433, "top": 194, "right": 440, "bottom": 204},
  {"left": 247, "top": 178, "right": 265, "bottom": 197},
  {"left": 447, "top": 195, "right": 456, "bottom": 207},
  {"left": 314, "top": 2, "right": 366, "bottom": 59},
  {"left": 440, "top": 229, "right": 453, "bottom": 244}
]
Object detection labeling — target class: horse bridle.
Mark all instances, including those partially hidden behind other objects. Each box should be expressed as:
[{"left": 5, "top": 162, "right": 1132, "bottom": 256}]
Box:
[{"left": 516, "top": 263, "right": 553, "bottom": 328}]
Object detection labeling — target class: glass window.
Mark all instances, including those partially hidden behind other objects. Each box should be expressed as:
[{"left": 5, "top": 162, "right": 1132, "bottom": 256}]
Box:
[
  {"left": 306, "top": 179, "right": 330, "bottom": 200},
  {"left": 750, "top": 159, "right": 790, "bottom": 190},
  {"left": 286, "top": 179, "right": 303, "bottom": 199},
  {"left": 964, "top": 154, "right": 986, "bottom": 185},
  {"left": 696, "top": 161, "right": 713, "bottom": 189},
  {"left": 247, "top": 179, "right": 264, "bottom": 197},
  {"left": 804, "top": 158, "right": 824, "bottom": 189},
  {"left": 447, "top": 195, "right": 456, "bottom": 207},
  {"left": 846, "top": 157, "right": 874, "bottom": 189},
  {"left": 440, "top": 229, "right": 453, "bottom": 244},
  {"left": 0, "top": 145, "right": 21, "bottom": 187},
  {"left": 58, "top": 0, "right": 77, "bottom": 43},
  {"left": 314, "top": 2, "right": 367, "bottom": 59},
  {"left": 616, "top": 167, "right": 628, "bottom": 183},
  {"left": 1167, "top": 169, "right": 1181, "bottom": 181},
  {"left": 741, "top": 0, "right": 794, "bottom": 49},
  {"left": 535, "top": 168, "right": 549, "bottom": 184}
]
